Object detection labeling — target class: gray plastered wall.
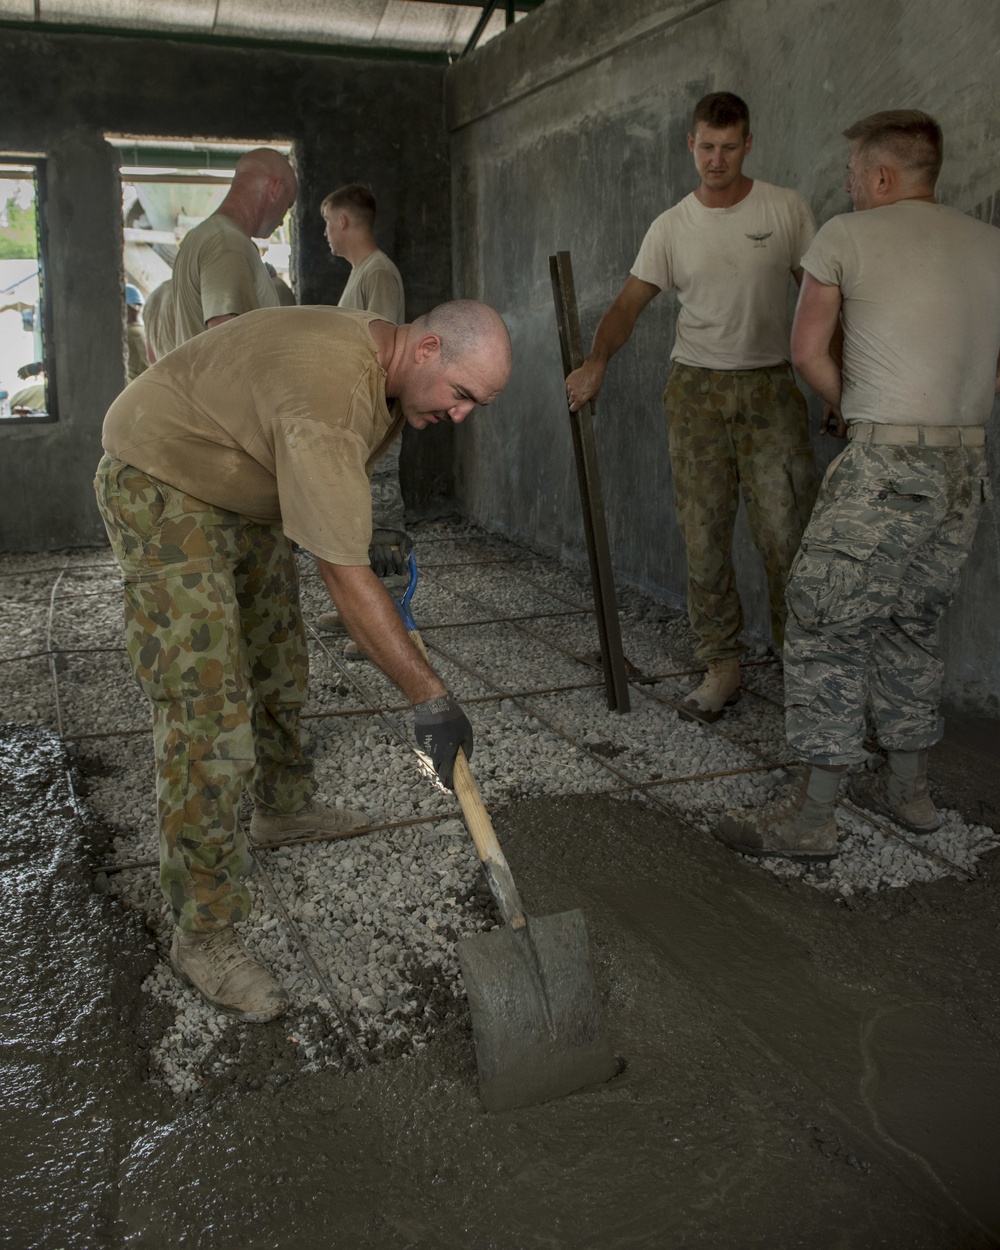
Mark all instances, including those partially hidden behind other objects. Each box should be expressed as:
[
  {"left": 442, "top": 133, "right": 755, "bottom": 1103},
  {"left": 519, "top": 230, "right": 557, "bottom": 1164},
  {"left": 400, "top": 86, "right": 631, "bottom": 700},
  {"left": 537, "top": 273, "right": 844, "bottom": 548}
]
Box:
[
  {"left": 446, "top": 0, "right": 1000, "bottom": 715},
  {"left": 0, "top": 26, "right": 453, "bottom": 550}
]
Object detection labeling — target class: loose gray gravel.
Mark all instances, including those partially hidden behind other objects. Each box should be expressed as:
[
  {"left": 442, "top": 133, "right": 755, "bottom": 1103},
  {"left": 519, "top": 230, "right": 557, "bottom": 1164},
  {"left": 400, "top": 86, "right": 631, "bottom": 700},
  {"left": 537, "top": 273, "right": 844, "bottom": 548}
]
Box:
[{"left": 1, "top": 519, "right": 996, "bottom": 1097}]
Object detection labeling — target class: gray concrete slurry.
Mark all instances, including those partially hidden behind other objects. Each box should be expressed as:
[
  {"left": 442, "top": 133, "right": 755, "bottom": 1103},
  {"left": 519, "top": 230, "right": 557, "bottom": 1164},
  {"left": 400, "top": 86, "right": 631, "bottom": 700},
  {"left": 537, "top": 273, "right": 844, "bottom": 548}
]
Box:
[
  {"left": 1, "top": 520, "right": 999, "bottom": 1246},
  {"left": 2, "top": 731, "right": 999, "bottom": 1248}
]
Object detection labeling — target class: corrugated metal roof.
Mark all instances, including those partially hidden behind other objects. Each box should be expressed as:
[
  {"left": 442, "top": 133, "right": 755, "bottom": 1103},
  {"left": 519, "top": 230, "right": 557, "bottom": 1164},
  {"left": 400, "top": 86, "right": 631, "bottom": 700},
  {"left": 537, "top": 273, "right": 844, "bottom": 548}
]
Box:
[{"left": 0, "top": 0, "right": 542, "bottom": 57}]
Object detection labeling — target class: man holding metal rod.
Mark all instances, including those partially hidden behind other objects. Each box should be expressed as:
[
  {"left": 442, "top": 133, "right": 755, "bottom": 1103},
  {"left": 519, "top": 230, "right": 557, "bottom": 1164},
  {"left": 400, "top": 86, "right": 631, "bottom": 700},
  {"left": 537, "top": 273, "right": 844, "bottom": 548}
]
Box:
[{"left": 566, "top": 91, "right": 819, "bottom": 723}]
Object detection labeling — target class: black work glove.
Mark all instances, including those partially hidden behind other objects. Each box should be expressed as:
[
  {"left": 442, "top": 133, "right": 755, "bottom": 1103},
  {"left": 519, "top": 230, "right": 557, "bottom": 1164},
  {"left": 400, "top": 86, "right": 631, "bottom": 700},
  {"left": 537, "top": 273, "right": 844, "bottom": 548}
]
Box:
[
  {"left": 413, "top": 693, "right": 473, "bottom": 790},
  {"left": 368, "top": 528, "right": 413, "bottom": 579}
]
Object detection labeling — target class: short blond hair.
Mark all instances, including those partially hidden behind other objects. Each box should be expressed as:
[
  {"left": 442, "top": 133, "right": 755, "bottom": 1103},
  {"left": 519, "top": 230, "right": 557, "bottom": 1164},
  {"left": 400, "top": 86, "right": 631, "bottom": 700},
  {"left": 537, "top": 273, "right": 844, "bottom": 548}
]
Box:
[
  {"left": 320, "top": 182, "right": 376, "bottom": 227},
  {"left": 843, "top": 110, "right": 943, "bottom": 185}
]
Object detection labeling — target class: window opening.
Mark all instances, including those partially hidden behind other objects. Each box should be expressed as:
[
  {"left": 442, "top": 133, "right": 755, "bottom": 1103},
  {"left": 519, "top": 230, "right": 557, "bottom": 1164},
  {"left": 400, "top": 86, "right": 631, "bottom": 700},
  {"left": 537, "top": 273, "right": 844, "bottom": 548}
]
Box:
[{"left": 0, "top": 158, "right": 54, "bottom": 423}]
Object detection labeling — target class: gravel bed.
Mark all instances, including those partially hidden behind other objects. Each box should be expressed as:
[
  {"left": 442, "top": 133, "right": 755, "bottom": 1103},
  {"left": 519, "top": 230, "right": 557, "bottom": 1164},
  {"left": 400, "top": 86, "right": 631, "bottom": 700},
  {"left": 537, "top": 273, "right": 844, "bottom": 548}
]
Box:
[{"left": 1, "top": 519, "right": 998, "bottom": 1100}]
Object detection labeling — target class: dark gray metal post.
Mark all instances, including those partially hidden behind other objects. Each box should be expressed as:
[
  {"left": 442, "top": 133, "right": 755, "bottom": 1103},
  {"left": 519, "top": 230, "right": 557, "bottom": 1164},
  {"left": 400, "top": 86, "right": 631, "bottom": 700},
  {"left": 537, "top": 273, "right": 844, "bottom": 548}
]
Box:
[{"left": 549, "top": 251, "right": 631, "bottom": 713}]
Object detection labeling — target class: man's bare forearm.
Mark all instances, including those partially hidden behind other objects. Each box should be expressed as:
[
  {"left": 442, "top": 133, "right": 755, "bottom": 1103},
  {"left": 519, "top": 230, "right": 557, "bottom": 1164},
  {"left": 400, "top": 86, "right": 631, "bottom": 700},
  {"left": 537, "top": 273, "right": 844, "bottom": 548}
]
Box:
[
  {"left": 316, "top": 559, "right": 446, "bottom": 704},
  {"left": 565, "top": 276, "right": 660, "bottom": 412},
  {"left": 795, "top": 354, "right": 843, "bottom": 410}
]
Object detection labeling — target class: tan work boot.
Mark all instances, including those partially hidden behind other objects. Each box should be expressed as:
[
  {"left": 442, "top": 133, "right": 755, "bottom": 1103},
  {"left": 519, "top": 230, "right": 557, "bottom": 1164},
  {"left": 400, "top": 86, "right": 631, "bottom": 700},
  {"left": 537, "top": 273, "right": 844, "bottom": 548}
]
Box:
[
  {"left": 343, "top": 640, "right": 367, "bottom": 662},
  {"left": 317, "top": 610, "right": 344, "bottom": 631},
  {"left": 714, "top": 764, "right": 845, "bottom": 861},
  {"left": 170, "top": 927, "right": 288, "bottom": 1022},
  {"left": 249, "top": 799, "right": 368, "bottom": 846},
  {"left": 680, "top": 658, "right": 741, "bottom": 723},
  {"left": 847, "top": 750, "right": 941, "bottom": 834}
]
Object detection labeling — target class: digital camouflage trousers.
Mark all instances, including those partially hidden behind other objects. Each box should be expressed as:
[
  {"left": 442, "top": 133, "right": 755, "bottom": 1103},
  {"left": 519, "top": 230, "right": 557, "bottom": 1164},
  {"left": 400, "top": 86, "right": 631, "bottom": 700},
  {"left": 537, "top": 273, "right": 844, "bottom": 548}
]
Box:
[
  {"left": 94, "top": 455, "right": 314, "bottom": 932},
  {"left": 783, "top": 440, "right": 989, "bottom": 765},
  {"left": 664, "top": 363, "right": 818, "bottom": 662}
]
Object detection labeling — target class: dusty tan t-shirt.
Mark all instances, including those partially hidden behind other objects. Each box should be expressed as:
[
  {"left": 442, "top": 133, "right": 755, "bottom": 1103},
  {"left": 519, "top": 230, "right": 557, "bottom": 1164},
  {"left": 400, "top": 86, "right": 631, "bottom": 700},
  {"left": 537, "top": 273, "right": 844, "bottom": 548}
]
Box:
[
  {"left": 172, "top": 214, "right": 279, "bottom": 346},
  {"left": 126, "top": 324, "right": 148, "bottom": 383},
  {"left": 143, "top": 279, "right": 176, "bottom": 361},
  {"left": 101, "top": 307, "right": 403, "bottom": 565},
  {"left": 802, "top": 200, "right": 1000, "bottom": 427},
  {"left": 632, "top": 181, "right": 816, "bottom": 369},
  {"left": 339, "top": 249, "right": 405, "bottom": 323}
]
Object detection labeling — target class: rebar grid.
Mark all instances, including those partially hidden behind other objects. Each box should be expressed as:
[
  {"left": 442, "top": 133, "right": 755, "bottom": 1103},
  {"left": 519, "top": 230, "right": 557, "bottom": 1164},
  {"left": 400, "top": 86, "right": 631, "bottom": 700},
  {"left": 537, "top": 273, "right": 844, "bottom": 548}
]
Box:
[{"left": 4, "top": 529, "right": 969, "bottom": 881}]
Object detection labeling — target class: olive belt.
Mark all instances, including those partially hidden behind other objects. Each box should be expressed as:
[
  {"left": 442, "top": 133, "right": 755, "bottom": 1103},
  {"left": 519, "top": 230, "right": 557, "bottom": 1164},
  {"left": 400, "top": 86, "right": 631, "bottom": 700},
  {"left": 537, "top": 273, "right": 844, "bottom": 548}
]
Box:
[{"left": 848, "top": 422, "right": 986, "bottom": 447}]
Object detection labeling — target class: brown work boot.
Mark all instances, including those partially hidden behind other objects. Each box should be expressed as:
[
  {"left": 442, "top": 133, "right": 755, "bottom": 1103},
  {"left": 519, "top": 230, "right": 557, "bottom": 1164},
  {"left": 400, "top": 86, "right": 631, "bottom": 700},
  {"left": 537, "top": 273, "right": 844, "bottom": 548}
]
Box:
[
  {"left": 343, "top": 639, "right": 368, "bottom": 662},
  {"left": 170, "top": 927, "right": 288, "bottom": 1022},
  {"left": 317, "top": 610, "right": 344, "bottom": 631},
  {"left": 714, "top": 764, "right": 845, "bottom": 861},
  {"left": 680, "top": 658, "right": 741, "bottom": 723},
  {"left": 847, "top": 750, "right": 941, "bottom": 834},
  {"left": 249, "top": 799, "right": 368, "bottom": 846}
]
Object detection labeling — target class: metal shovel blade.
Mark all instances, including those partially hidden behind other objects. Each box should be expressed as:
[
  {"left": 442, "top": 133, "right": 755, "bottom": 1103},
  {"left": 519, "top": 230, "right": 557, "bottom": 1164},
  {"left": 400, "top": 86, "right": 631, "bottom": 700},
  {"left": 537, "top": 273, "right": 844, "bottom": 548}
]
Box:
[{"left": 457, "top": 907, "right": 616, "bottom": 1113}]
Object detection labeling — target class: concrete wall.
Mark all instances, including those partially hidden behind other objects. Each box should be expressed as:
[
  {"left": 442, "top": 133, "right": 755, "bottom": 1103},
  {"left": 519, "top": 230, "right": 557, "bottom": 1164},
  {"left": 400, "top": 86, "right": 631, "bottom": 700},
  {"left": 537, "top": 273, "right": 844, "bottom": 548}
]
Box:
[
  {"left": 446, "top": 0, "right": 1000, "bottom": 715},
  {"left": 0, "top": 26, "right": 452, "bottom": 550}
]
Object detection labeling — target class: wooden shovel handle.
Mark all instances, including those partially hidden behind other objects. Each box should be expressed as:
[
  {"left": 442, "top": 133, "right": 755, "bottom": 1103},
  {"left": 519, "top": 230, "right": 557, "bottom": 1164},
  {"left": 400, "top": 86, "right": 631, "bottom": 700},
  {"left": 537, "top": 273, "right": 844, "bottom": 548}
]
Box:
[{"left": 410, "top": 629, "right": 527, "bottom": 930}]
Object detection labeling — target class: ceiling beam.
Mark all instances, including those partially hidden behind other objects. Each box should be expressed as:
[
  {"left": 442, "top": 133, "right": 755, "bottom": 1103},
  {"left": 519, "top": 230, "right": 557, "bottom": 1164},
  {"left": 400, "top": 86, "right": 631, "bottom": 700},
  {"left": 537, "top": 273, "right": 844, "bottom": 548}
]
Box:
[{"left": 397, "top": 0, "right": 542, "bottom": 9}]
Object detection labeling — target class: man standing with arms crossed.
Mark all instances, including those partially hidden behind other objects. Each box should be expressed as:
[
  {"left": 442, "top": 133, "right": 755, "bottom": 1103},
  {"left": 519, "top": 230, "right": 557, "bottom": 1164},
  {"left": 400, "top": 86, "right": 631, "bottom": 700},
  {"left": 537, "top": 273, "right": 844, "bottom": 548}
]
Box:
[
  {"left": 716, "top": 110, "right": 1000, "bottom": 860},
  {"left": 566, "top": 92, "right": 819, "bottom": 723},
  {"left": 172, "top": 147, "right": 297, "bottom": 344},
  {"left": 318, "top": 183, "right": 409, "bottom": 648}
]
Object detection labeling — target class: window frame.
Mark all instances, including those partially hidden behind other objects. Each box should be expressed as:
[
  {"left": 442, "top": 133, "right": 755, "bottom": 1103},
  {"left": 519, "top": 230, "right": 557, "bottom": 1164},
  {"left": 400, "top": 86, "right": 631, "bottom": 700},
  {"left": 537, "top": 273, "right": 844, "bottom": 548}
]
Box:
[{"left": 0, "top": 156, "right": 57, "bottom": 426}]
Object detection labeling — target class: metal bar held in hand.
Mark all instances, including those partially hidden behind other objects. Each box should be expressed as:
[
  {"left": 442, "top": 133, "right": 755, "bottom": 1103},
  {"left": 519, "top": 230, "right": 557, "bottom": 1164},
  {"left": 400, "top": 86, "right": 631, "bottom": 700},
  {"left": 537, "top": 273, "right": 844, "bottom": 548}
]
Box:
[{"left": 549, "top": 250, "right": 630, "bottom": 713}]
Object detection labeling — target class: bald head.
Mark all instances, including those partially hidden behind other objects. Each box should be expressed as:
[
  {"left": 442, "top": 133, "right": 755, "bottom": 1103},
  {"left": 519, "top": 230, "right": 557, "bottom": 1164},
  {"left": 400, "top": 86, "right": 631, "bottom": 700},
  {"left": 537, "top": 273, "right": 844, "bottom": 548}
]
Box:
[
  {"left": 415, "top": 300, "right": 513, "bottom": 374},
  {"left": 234, "top": 147, "right": 296, "bottom": 191},
  {"left": 219, "top": 147, "right": 297, "bottom": 239},
  {"left": 391, "top": 300, "right": 512, "bottom": 431}
]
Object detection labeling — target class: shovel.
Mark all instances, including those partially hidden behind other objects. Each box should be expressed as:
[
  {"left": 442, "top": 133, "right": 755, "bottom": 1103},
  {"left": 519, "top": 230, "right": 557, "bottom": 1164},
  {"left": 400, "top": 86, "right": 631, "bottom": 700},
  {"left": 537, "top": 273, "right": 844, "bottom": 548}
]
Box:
[{"left": 394, "top": 553, "right": 617, "bottom": 1112}]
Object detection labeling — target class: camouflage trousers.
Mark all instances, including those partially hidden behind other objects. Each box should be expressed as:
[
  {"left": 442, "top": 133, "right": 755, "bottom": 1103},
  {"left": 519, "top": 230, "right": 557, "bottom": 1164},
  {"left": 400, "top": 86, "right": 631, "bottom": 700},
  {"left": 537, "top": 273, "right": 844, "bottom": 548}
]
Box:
[
  {"left": 372, "top": 434, "right": 405, "bottom": 532},
  {"left": 664, "top": 363, "right": 818, "bottom": 662},
  {"left": 94, "top": 455, "right": 314, "bottom": 932},
  {"left": 371, "top": 434, "right": 408, "bottom": 593},
  {"left": 783, "top": 440, "right": 989, "bottom": 765}
]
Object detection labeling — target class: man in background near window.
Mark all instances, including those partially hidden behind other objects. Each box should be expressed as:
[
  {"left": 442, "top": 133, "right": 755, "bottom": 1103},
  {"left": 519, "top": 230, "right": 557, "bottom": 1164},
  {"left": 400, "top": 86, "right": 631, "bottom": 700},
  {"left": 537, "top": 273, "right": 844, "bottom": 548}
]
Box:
[
  {"left": 317, "top": 183, "right": 409, "bottom": 652},
  {"left": 125, "top": 283, "right": 148, "bottom": 383},
  {"left": 143, "top": 279, "right": 175, "bottom": 362},
  {"left": 171, "top": 148, "right": 297, "bottom": 345}
]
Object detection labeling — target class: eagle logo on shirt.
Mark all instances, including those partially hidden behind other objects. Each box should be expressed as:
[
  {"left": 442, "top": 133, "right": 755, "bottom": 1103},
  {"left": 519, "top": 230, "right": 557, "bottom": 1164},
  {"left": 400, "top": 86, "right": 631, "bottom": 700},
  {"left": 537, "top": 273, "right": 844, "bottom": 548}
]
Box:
[{"left": 746, "top": 230, "right": 773, "bottom": 248}]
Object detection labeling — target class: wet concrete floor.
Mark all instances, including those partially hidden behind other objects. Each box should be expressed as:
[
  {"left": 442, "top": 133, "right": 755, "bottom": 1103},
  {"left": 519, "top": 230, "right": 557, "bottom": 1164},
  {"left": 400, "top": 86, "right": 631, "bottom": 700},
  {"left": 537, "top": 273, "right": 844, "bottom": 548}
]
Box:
[{"left": 2, "top": 720, "right": 999, "bottom": 1249}]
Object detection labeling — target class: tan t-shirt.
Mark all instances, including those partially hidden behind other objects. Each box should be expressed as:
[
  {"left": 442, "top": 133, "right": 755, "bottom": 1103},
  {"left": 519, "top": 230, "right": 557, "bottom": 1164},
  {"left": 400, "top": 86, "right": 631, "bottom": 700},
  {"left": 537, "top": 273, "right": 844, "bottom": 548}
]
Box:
[
  {"left": 101, "top": 307, "right": 404, "bottom": 565},
  {"left": 172, "top": 214, "right": 279, "bottom": 346},
  {"left": 143, "top": 279, "right": 176, "bottom": 361},
  {"left": 339, "top": 249, "right": 405, "bottom": 323},
  {"left": 126, "top": 324, "right": 148, "bottom": 383},
  {"left": 632, "top": 181, "right": 816, "bottom": 369},
  {"left": 802, "top": 200, "right": 1000, "bottom": 427}
]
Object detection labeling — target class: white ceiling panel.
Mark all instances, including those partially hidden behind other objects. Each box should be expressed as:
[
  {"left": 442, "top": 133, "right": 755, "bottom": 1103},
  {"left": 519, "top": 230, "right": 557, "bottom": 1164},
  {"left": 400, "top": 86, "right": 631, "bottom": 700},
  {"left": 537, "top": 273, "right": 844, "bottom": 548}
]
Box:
[
  {"left": 39, "top": 0, "right": 217, "bottom": 34},
  {"left": 213, "top": 0, "right": 384, "bottom": 46},
  {"left": 0, "top": 0, "right": 35, "bottom": 18},
  {"left": 6, "top": 0, "right": 525, "bottom": 55},
  {"left": 374, "top": 0, "right": 507, "bottom": 53}
]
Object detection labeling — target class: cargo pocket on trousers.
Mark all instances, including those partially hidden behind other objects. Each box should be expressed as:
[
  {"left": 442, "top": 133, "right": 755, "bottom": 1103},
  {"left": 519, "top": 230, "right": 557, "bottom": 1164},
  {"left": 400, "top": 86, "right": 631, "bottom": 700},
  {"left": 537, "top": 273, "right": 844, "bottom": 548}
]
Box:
[{"left": 786, "top": 538, "right": 879, "bottom": 632}]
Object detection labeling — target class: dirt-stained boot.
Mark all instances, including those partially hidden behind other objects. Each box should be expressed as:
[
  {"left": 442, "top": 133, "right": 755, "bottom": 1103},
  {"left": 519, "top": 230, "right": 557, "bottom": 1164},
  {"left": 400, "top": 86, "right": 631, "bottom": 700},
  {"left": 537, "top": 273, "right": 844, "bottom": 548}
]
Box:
[
  {"left": 680, "top": 658, "right": 741, "bottom": 724},
  {"left": 249, "top": 799, "right": 368, "bottom": 847},
  {"left": 170, "top": 927, "right": 288, "bottom": 1022},
  {"left": 847, "top": 750, "right": 941, "bottom": 834},
  {"left": 316, "top": 609, "right": 344, "bottom": 631},
  {"left": 713, "top": 764, "right": 846, "bottom": 861}
]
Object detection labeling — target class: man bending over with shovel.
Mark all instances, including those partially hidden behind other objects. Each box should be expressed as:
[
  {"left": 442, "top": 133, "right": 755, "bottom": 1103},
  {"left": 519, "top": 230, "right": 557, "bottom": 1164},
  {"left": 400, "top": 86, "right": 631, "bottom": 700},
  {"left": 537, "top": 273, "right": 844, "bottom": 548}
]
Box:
[{"left": 95, "top": 300, "right": 512, "bottom": 1023}]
